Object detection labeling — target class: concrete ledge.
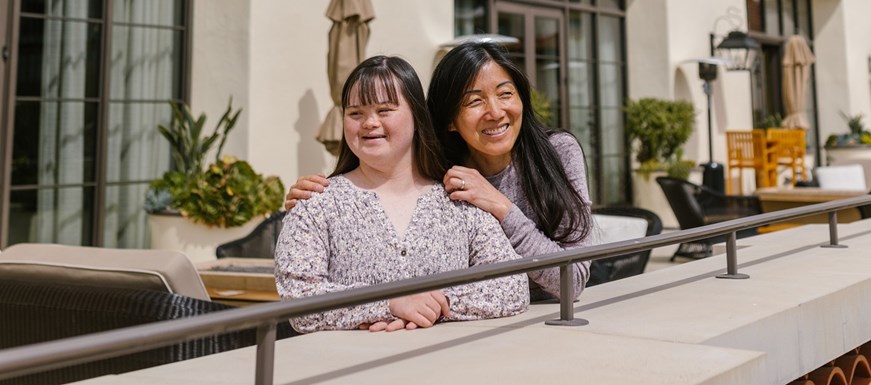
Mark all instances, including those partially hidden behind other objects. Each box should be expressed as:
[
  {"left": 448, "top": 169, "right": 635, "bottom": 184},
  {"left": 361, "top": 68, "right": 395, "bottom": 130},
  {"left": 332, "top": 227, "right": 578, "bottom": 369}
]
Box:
[{"left": 72, "top": 220, "right": 871, "bottom": 385}]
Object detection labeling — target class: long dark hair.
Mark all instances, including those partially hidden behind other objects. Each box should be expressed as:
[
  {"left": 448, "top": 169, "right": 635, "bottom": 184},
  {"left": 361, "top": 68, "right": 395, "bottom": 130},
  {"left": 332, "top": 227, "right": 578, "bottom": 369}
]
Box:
[
  {"left": 427, "top": 42, "right": 590, "bottom": 243},
  {"left": 331, "top": 55, "right": 447, "bottom": 180}
]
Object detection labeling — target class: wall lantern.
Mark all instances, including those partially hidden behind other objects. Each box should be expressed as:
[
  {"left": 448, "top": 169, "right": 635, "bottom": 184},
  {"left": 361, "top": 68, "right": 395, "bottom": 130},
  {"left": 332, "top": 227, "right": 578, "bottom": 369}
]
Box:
[
  {"left": 709, "top": 7, "right": 760, "bottom": 72},
  {"left": 714, "top": 30, "right": 760, "bottom": 71}
]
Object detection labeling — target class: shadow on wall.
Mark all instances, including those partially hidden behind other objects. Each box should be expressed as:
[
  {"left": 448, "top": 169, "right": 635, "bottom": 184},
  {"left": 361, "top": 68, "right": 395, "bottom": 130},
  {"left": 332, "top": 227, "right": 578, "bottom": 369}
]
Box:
[{"left": 295, "top": 89, "right": 328, "bottom": 176}]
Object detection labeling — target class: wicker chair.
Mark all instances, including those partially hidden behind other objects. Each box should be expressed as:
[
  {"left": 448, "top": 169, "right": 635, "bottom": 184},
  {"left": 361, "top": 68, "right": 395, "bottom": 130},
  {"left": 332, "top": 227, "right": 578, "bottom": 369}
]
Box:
[
  {"left": 0, "top": 244, "right": 297, "bottom": 384},
  {"left": 655, "top": 177, "right": 761, "bottom": 261}
]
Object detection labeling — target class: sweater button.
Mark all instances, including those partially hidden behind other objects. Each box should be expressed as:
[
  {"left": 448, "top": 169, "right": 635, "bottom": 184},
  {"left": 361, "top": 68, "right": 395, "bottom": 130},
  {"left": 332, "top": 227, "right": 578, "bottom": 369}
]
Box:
[{"left": 400, "top": 249, "right": 407, "bottom": 256}]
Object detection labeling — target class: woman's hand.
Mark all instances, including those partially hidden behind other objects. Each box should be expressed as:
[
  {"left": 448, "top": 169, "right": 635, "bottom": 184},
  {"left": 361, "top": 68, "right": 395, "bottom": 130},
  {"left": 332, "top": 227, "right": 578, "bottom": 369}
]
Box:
[
  {"left": 443, "top": 166, "right": 513, "bottom": 222},
  {"left": 387, "top": 291, "right": 450, "bottom": 328},
  {"left": 360, "top": 319, "right": 420, "bottom": 332},
  {"left": 284, "top": 174, "right": 330, "bottom": 210}
]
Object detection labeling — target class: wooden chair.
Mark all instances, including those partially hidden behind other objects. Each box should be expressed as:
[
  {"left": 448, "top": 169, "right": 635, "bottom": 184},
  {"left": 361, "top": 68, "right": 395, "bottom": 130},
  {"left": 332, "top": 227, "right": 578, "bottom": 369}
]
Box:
[
  {"left": 725, "top": 130, "right": 776, "bottom": 194},
  {"left": 766, "top": 128, "right": 808, "bottom": 186}
]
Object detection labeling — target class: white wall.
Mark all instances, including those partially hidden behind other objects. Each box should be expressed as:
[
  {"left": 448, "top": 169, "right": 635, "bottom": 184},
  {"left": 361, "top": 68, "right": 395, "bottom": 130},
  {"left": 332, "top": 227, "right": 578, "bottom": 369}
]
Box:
[
  {"left": 814, "top": 0, "right": 871, "bottom": 162},
  {"left": 190, "top": 0, "right": 452, "bottom": 189},
  {"left": 627, "top": 0, "right": 753, "bottom": 167},
  {"left": 190, "top": 0, "right": 251, "bottom": 162}
]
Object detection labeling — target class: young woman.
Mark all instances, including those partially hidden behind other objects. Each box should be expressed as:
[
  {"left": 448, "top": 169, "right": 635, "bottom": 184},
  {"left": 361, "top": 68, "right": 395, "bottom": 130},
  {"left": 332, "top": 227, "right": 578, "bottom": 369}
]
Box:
[
  {"left": 274, "top": 55, "right": 528, "bottom": 334},
  {"left": 286, "top": 42, "right": 593, "bottom": 302}
]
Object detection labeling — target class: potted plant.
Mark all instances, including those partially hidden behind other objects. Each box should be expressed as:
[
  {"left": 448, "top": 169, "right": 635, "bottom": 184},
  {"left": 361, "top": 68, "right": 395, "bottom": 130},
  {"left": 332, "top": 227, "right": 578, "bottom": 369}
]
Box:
[
  {"left": 145, "top": 100, "right": 285, "bottom": 263},
  {"left": 625, "top": 97, "right": 696, "bottom": 180},
  {"left": 624, "top": 97, "right": 696, "bottom": 229},
  {"left": 823, "top": 112, "right": 871, "bottom": 185}
]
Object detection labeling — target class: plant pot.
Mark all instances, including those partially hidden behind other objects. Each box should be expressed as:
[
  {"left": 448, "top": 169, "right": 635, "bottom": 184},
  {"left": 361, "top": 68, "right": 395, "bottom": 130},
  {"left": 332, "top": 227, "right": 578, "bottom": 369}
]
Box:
[
  {"left": 148, "top": 213, "right": 264, "bottom": 264},
  {"left": 825, "top": 145, "right": 871, "bottom": 190}
]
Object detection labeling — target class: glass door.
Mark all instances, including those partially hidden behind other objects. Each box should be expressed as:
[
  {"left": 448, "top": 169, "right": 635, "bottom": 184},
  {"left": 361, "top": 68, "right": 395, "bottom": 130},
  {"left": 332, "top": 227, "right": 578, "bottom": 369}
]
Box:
[{"left": 493, "top": 3, "right": 566, "bottom": 129}]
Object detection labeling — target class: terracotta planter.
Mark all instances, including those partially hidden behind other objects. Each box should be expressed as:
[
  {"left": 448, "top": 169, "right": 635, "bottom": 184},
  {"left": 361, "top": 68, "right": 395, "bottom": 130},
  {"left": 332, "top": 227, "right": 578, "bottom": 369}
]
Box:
[{"left": 148, "top": 214, "right": 263, "bottom": 264}]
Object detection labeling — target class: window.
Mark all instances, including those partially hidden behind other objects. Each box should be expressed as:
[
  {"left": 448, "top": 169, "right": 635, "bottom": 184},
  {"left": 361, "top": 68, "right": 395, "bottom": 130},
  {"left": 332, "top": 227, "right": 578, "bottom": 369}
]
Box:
[
  {"left": 0, "top": 0, "right": 189, "bottom": 248},
  {"left": 746, "top": 0, "right": 817, "bottom": 162},
  {"left": 454, "top": 0, "right": 628, "bottom": 204}
]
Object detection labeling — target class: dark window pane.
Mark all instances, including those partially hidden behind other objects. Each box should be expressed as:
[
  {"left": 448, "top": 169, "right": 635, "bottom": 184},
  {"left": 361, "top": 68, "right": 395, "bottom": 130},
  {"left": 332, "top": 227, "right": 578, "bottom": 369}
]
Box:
[
  {"left": 599, "top": 63, "right": 623, "bottom": 108},
  {"left": 113, "top": 0, "right": 185, "bottom": 27},
  {"left": 569, "top": 12, "right": 592, "bottom": 61},
  {"left": 103, "top": 183, "right": 150, "bottom": 248},
  {"left": 498, "top": 12, "right": 526, "bottom": 56},
  {"left": 8, "top": 187, "right": 94, "bottom": 246},
  {"left": 16, "top": 18, "right": 102, "bottom": 98},
  {"left": 569, "top": 106, "right": 594, "bottom": 152},
  {"left": 600, "top": 154, "right": 626, "bottom": 205},
  {"left": 535, "top": 16, "right": 559, "bottom": 57},
  {"left": 21, "top": 0, "right": 103, "bottom": 19},
  {"left": 107, "top": 102, "right": 172, "bottom": 183},
  {"left": 569, "top": 60, "right": 594, "bottom": 108},
  {"left": 782, "top": 0, "right": 795, "bottom": 35},
  {"left": 110, "top": 27, "right": 184, "bottom": 100},
  {"left": 598, "top": 16, "right": 622, "bottom": 63},
  {"left": 455, "top": 0, "right": 487, "bottom": 36},
  {"left": 600, "top": 107, "right": 624, "bottom": 156},
  {"left": 597, "top": 0, "right": 622, "bottom": 10},
  {"left": 796, "top": 0, "right": 811, "bottom": 38},
  {"left": 764, "top": 0, "right": 780, "bottom": 35},
  {"left": 12, "top": 101, "right": 98, "bottom": 186}
]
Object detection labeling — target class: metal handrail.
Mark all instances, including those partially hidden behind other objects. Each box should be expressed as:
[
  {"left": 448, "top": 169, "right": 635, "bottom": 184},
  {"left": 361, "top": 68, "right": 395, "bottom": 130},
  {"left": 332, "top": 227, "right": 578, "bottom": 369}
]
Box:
[{"left": 2, "top": 195, "right": 870, "bottom": 384}]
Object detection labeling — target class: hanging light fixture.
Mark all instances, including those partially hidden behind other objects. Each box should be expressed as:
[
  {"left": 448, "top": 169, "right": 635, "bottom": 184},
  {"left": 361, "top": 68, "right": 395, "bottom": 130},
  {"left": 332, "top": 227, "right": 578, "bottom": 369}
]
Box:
[{"left": 715, "top": 30, "right": 760, "bottom": 71}]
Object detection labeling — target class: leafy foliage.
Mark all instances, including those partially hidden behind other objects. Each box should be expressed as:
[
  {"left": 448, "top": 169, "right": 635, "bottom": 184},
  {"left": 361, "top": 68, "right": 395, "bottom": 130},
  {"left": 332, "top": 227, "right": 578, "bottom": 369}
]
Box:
[
  {"left": 149, "top": 156, "right": 284, "bottom": 228},
  {"left": 826, "top": 112, "right": 871, "bottom": 147},
  {"left": 625, "top": 98, "right": 696, "bottom": 178},
  {"left": 146, "top": 100, "right": 285, "bottom": 228},
  {"left": 158, "top": 99, "right": 241, "bottom": 177},
  {"left": 530, "top": 88, "right": 554, "bottom": 127}
]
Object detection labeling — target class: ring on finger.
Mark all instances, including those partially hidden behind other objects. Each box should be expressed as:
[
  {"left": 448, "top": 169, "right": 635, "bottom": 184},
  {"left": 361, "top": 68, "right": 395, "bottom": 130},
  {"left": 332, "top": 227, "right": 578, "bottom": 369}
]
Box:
[{"left": 459, "top": 178, "right": 466, "bottom": 191}]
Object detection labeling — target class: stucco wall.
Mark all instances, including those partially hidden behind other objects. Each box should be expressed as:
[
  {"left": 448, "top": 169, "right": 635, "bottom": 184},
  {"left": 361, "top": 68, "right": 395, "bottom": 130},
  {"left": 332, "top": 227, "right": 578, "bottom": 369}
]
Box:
[
  {"left": 191, "top": 0, "right": 452, "bottom": 188},
  {"left": 815, "top": 0, "right": 871, "bottom": 148},
  {"left": 627, "top": 0, "right": 752, "bottom": 166}
]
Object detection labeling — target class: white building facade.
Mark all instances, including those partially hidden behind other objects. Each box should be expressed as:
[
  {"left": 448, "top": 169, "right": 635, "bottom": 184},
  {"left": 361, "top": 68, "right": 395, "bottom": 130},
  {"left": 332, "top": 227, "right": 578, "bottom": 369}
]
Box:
[{"left": 1, "top": 0, "right": 869, "bottom": 248}]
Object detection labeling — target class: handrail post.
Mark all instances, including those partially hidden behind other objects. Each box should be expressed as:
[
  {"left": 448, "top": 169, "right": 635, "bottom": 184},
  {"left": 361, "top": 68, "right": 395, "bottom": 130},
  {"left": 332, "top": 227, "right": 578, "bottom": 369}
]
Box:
[
  {"left": 254, "top": 322, "right": 276, "bottom": 385},
  {"left": 716, "top": 231, "right": 749, "bottom": 279},
  {"left": 545, "top": 263, "right": 588, "bottom": 326},
  {"left": 821, "top": 211, "right": 847, "bottom": 248}
]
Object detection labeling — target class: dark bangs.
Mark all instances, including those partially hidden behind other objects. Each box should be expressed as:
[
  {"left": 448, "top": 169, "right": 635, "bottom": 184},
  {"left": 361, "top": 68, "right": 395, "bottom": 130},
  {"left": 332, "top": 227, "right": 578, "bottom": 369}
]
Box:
[{"left": 341, "top": 67, "right": 399, "bottom": 108}]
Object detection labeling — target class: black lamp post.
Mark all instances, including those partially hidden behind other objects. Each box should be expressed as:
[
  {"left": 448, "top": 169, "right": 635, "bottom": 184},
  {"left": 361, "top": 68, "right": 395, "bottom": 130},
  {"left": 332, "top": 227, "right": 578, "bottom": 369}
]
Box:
[{"left": 698, "top": 28, "right": 759, "bottom": 194}]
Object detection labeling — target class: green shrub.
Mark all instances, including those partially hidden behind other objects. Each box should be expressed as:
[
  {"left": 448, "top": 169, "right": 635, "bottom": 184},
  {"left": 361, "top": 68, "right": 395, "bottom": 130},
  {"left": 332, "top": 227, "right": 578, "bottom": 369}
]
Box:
[
  {"left": 625, "top": 98, "right": 696, "bottom": 179},
  {"left": 145, "top": 100, "right": 285, "bottom": 228}
]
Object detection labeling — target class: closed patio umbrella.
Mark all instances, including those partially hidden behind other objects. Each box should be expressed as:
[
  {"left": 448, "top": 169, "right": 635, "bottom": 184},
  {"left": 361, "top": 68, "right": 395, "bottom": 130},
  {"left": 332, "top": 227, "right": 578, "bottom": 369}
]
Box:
[
  {"left": 316, "top": 0, "right": 375, "bottom": 156},
  {"left": 781, "top": 35, "right": 815, "bottom": 129}
]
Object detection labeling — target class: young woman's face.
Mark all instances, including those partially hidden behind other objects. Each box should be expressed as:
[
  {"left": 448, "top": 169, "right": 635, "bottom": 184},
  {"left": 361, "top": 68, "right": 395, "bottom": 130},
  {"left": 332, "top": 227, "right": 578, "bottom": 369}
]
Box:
[
  {"left": 451, "top": 61, "right": 523, "bottom": 167},
  {"left": 343, "top": 81, "right": 415, "bottom": 169}
]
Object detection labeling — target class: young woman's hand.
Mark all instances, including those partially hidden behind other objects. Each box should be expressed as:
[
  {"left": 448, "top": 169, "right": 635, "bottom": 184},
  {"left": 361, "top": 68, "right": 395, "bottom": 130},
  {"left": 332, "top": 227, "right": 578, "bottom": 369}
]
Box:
[
  {"left": 443, "top": 166, "right": 513, "bottom": 222},
  {"left": 387, "top": 291, "right": 450, "bottom": 328},
  {"left": 284, "top": 174, "right": 330, "bottom": 210},
  {"left": 361, "top": 319, "right": 420, "bottom": 332}
]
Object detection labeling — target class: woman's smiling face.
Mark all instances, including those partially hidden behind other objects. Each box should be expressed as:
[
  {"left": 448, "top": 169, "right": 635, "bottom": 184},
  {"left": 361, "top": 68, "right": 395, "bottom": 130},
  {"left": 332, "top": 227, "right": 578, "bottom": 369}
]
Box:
[
  {"left": 343, "top": 79, "right": 415, "bottom": 169},
  {"left": 450, "top": 61, "right": 523, "bottom": 170}
]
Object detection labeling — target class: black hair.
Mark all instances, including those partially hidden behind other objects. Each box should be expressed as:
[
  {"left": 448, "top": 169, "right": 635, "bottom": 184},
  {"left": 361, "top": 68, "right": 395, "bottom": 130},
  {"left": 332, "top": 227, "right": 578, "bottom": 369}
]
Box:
[
  {"left": 331, "top": 55, "right": 447, "bottom": 180},
  {"left": 427, "top": 42, "right": 591, "bottom": 243}
]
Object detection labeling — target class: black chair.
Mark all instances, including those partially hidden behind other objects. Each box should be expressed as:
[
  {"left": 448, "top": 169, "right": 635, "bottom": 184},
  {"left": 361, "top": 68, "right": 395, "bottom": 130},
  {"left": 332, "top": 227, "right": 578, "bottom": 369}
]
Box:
[
  {"left": 216, "top": 211, "right": 287, "bottom": 259},
  {"left": 655, "top": 176, "right": 761, "bottom": 261},
  {"left": 588, "top": 206, "right": 663, "bottom": 286}
]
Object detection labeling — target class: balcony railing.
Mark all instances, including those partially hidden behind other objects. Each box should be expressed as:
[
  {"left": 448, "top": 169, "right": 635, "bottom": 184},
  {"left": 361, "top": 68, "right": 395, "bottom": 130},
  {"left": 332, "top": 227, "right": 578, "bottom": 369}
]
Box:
[{"left": 1, "top": 195, "right": 870, "bottom": 385}]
